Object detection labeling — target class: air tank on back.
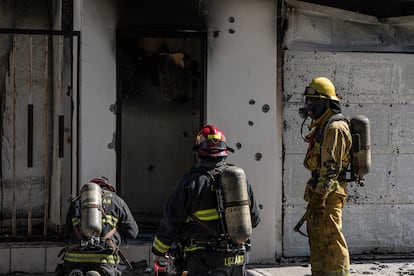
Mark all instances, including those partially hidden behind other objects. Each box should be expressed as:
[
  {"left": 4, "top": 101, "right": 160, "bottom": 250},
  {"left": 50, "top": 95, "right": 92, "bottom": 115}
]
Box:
[
  {"left": 80, "top": 182, "right": 103, "bottom": 238},
  {"left": 350, "top": 115, "right": 371, "bottom": 185},
  {"left": 220, "top": 166, "right": 252, "bottom": 244}
]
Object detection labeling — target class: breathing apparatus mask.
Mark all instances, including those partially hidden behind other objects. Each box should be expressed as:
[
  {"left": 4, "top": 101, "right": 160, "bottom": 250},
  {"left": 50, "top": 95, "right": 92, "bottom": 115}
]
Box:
[
  {"left": 299, "top": 91, "right": 329, "bottom": 119},
  {"left": 299, "top": 87, "right": 330, "bottom": 142}
]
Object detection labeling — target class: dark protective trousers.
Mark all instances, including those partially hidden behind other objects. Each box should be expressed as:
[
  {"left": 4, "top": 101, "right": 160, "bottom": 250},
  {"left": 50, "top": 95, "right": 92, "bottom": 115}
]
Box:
[
  {"left": 54, "top": 262, "right": 121, "bottom": 276},
  {"left": 186, "top": 250, "right": 246, "bottom": 276}
]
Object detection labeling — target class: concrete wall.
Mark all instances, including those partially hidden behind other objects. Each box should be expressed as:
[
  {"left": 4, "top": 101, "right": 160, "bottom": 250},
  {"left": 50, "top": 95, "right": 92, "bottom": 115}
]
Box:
[
  {"left": 204, "top": 0, "right": 281, "bottom": 262},
  {"left": 282, "top": 0, "right": 414, "bottom": 256}
]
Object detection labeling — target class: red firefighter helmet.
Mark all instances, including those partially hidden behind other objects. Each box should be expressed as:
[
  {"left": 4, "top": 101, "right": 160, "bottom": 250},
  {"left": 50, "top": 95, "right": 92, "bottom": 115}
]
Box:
[
  {"left": 193, "top": 125, "right": 234, "bottom": 158},
  {"left": 90, "top": 176, "right": 116, "bottom": 193}
]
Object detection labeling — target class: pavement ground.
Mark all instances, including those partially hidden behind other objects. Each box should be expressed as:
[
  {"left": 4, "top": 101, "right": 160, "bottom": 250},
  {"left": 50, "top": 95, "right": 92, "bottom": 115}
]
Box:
[
  {"left": 2, "top": 256, "right": 414, "bottom": 276},
  {"left": 246, "top": 257, "right": 414, "bottom": 276}
]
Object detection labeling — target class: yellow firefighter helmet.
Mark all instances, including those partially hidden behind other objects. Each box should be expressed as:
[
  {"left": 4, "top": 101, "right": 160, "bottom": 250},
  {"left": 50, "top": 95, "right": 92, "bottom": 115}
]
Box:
[{"left": 304, "top": 77, "right": 340, "bottom": 102}]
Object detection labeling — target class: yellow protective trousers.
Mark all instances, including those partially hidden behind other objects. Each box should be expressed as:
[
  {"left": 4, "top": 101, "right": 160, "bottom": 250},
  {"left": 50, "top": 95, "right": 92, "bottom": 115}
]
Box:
[{"left": 306, "top": 187, "right": 350, "bottom": 276}]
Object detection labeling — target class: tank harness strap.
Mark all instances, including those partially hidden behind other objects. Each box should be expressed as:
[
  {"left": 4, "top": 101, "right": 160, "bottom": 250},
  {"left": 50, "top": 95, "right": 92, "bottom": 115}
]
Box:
[
  {"left": 185, "top": 167, "right": 235, "bottom": 251},
  {"left": 315, "top": 113, "right": 350, "bottom": 181},
  {"left": 316, "top": 113, "right": 348, "bottom": 143},
  {"left": 81, "top": 203, "right": 105, "bottom": 214},
  {"left": 188, "top": 214, "right": 218, "bottom": 236},
  {"left": 225, "top": 200, "right": 250, "bottom": 207},
  {"left": 102, "top": 227, "right": 118, "bottom": 250}
]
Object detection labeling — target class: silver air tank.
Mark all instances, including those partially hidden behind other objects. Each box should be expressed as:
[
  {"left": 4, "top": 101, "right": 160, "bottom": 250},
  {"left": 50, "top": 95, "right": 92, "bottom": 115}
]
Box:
[
  {"left": 80, "top": 182, "right": 103, "bottom": 238},
  {"left": 350, "top": 115, "right": 371, "bottom": 183},
  {"left": 221, "top": 166, "right": 252, "bottom": 244}
]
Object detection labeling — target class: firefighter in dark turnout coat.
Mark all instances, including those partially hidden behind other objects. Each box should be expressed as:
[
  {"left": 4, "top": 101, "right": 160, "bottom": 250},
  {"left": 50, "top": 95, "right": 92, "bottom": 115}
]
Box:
[
  {"left": 55, "top": 177, "right": 139, "bottom": 276},
  {"left": 152, "top": 125, "right": 261, "bottom": 276}
]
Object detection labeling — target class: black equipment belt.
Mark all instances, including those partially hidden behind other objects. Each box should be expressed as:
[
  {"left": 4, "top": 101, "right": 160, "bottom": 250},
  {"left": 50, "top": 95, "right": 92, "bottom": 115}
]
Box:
[
  {"left": 312, "top": 170, "right": 347, "bottom": 182},
  {"left": 184, "top": 237, "right": 250, "bottom": 254},
  {"left": 186, "top": 238, "right": 226, "bottom": 248}
]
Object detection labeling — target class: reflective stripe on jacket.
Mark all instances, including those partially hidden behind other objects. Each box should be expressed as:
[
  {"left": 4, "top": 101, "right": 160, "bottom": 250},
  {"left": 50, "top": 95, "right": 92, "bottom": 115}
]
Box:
[
  {"left": 152, "top": 164, "right": 261, "bottom": 256},
  {"left": 64, "top": 251, "right": 119, "bottom": 264}
]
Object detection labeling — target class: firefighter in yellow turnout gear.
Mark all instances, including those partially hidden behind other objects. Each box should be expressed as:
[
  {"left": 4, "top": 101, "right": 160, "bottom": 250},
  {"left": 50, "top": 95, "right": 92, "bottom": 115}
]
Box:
[{"left": 299, "top": 77, "right": 352, "bottom": 276}]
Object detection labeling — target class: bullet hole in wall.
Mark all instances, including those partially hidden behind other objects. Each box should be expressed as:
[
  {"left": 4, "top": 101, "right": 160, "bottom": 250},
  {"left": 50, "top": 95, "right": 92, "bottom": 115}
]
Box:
[
  {"left": 259, "top": 204, "right": 263, "bottom": 209},
  {"left": 109, "top": 104, "right": 116, "bottom": 114},
  {"left": 262, "top": 104, "right": 270, "bottom": 113},
  {"left": 249, "top": 99, "right": 256, "bottom": 105},
  {"left": 248, "top": 121, "right": 254, "bottom": 126},
  {"left": 236, "top": 142, "right": 242, "bottom": 149},
  {"left": 255, "top": 152, "right": 262, "bottom": 161},
  {"left": 213, "top": 31, "right": 220, "bottom": 38},
  {"left": 229, "top": 16, "right": 235, "bottom": 23},
  {"left": 228, "top": 29, "right": 235, "bottom": 34}
]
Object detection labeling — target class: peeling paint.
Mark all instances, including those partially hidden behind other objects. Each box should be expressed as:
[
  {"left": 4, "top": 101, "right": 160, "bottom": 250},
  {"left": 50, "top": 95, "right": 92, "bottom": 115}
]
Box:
[
  {"left": 109, "top": 103, "right": 116, "bottom": 114},
  {"left": 107, "top": 132, "right": 116, "bottom": 149}
]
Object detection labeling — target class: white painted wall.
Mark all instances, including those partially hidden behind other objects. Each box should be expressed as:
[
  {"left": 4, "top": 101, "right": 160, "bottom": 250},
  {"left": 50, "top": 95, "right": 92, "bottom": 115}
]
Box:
[
  {"left": 78, "top": 0, "right": 118, "bottom": 187},
  {"left": 78, "top": 0, "right": 281, "bottom": 263},
  {"left": 204, "top": 0, "right": 281, "bottom": 263}
]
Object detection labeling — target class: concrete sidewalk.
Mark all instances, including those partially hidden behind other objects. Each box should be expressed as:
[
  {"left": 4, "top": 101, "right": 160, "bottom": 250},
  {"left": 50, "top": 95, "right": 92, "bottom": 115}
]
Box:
[
  {"left": 246, "top": 258, "right": 414, "bottom": 276},
  {"left": 3, "top": 257, "right": 414, "bottom": 275}
]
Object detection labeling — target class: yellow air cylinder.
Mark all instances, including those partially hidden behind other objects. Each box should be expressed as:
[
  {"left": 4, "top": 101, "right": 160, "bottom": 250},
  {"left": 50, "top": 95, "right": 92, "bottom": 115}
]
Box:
[
  {"left": 221, "top": 166, "right": 252, "bottom": 244},
  {"left": 80, "top": 183, "right": 103, "bottom": 238}
]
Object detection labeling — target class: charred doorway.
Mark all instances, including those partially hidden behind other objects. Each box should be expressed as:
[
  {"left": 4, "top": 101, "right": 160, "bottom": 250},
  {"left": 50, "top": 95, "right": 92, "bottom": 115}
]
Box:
[{"left": 117, "top": 32, "right": 206, "bottom": 233}]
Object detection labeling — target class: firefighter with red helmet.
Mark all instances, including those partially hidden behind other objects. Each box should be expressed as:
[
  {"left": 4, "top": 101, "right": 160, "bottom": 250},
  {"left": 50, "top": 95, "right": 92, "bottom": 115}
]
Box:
[
  {"left": 299, "top": 77, "right": 352, "bottom": 276},
  {"left": 55, "top": 177, "right": 139, "bottom": 276},
  {"left": 152, "top": 125, "right": 261, "bottom": 276}
]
